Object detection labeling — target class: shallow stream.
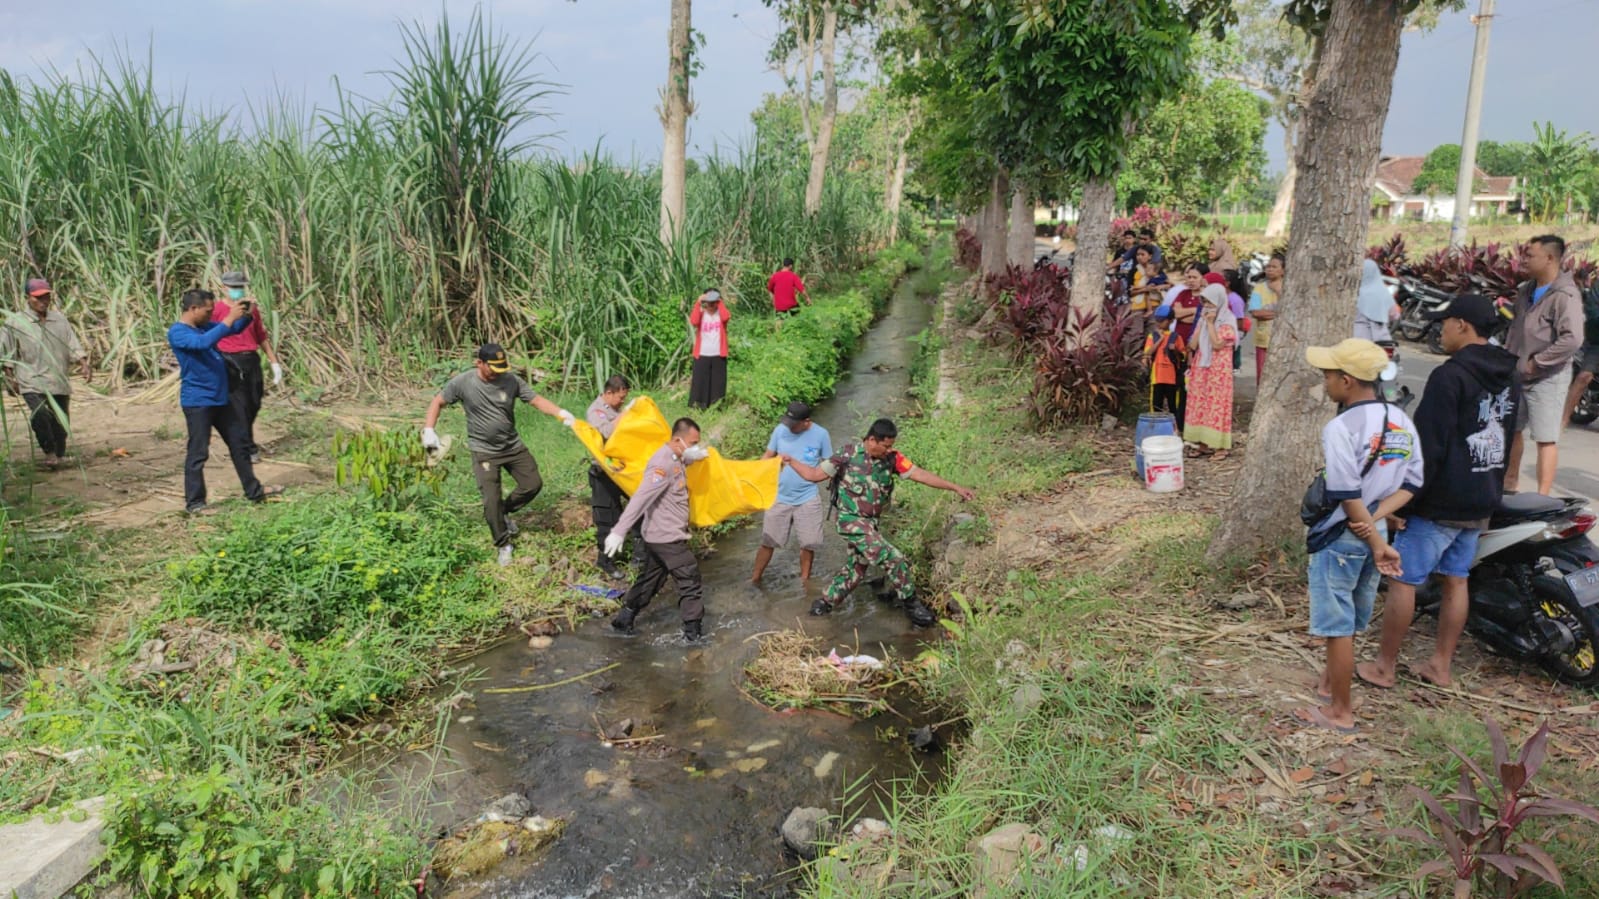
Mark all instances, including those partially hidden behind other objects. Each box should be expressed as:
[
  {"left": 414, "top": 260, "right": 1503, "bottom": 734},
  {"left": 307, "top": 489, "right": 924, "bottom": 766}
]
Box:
[{"left": 384, "top": 278, "right": 944, "bottom": 898}]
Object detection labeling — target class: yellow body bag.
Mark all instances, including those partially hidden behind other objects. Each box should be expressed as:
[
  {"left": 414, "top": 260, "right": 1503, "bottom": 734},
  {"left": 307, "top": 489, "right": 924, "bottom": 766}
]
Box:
[{"left": 571, "top": 396, "right": 781, "bottom": 528}]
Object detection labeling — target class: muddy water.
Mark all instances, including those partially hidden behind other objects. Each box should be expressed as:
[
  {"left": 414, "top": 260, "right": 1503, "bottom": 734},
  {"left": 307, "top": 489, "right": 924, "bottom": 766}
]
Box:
[{"left": 409, "top": 280, "right": 944, "bottom": 897}]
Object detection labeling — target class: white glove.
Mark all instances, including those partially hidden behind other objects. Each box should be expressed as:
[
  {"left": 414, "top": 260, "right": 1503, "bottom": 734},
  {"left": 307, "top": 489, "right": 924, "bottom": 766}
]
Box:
[
  {"left": 682, "top": 445, "right": 710, "bottom": 464},
  {"left": 603, "top": 533, "right": 626, "bottom": 557},
  {"left": 270, "top": 362, "right": 283, "bottom": 387},
  {"left": 421, "top": 428, "right": 441, "bottom": 450},
  {"left": 558, "top": 409, "right": 575, "bottom": 427}
]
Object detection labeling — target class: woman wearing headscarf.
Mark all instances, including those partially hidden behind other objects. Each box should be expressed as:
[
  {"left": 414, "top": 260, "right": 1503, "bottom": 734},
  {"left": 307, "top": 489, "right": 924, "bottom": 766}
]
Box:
[
  {"left": 1354, "top": 258, "right": 1399, "bottom": 342},
  {"left": 1183, "top": 276, "right": 1238, "bottom": 458}
]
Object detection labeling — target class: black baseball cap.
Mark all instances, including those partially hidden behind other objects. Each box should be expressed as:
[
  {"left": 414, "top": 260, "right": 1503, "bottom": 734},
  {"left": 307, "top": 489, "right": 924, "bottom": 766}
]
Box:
[
  {"left": 1424, "top": 293, "right": 1500, "bottom": 333},
  {"left": 781, "top": 401, "right": 812, "bottom": 426},
  {"left": 477, "top": 343, "right": 511, "bottom": 373}
]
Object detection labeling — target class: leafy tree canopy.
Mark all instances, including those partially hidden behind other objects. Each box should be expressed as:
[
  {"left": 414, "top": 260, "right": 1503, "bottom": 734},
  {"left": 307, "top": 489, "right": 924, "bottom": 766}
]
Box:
[{"left": 1118, "top": 76, "right": 1269, "bottom": 210}]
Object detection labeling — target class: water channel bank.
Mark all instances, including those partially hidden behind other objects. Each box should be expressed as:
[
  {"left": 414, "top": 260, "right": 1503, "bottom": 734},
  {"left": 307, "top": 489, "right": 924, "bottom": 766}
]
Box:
[{"left": 388, "top": 275, "right": 951, "bottom": 898}]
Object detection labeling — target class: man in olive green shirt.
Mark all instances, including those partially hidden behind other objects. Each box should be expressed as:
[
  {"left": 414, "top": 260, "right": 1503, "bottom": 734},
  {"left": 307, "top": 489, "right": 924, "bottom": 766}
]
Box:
[{"left": 1, "top": 279, "right": 89, "bottom": 470}]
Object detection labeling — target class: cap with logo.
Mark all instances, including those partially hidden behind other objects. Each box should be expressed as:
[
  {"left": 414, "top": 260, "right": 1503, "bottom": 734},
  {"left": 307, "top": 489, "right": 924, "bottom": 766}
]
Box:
[
  {"left": 781, "top": 400, "right": 812, "bottom": 426},
  {"left": 477, "top": 343, "right": 511, "bottom": 374},
  {"left": 1304, "top": 338, "right": 1391, "bottom": 382},
  {"left": 24, "top": 279, "right": 51, "bottom": 297},
  {"left": 220, "top": 271, "right": 248, "bottom": 288},
  {"left": 1423, "top": 293, "right": 1500, "bottom": 333}
]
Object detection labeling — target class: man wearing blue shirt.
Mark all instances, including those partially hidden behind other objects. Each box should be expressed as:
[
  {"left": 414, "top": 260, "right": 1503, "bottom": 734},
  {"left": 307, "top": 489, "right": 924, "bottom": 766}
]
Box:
[
  {"left": 751, "top": 401, "right": 832, "bottom": 585},
  {"left": 168, "top": 289, "right": 281, "bottom": 514}
]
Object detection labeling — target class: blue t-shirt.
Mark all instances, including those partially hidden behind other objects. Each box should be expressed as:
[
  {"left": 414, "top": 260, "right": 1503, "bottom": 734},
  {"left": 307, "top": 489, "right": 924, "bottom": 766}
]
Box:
[
  {"left": 769, "top": 422, "right": 832, "bottom": 506},
  {"left": 1531, "top": 284, "right": 1552, "bottom": 307},
  {"left": 168, "top": 317, "right": 251, "bottom": 408}
]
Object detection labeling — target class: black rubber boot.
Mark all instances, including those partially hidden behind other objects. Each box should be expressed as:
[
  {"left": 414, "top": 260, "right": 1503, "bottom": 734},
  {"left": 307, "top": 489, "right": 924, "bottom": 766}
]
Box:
[
  {"left": 597, "top": 555, "right": 625, "bottom": 581},
  {"left": 809, "top": 598, "right": 834, "bottom": 617},
  {"left": 905, "top": 597, "right": 937, "bottom": 628},
  {"left": 610, "top": 606, "right": 637, "bottom": 633},
  {"left": 683, "top": 619, "right": 703, "bottom": 642}
]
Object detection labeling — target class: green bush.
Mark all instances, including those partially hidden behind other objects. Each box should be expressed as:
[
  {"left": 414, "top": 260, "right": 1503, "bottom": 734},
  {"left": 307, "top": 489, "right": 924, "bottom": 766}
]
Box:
[{"left": 167, "top": 495, "right": 494, "bottom": 643}]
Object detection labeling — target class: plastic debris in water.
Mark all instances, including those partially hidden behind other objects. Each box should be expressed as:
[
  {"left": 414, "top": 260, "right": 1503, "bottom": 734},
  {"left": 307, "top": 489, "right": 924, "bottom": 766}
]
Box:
[
  {"left": 825, "top": 649, "right": 884, "bottom": 670},
  {"left": 569, "top": 583, "right": 625, "bottom": 600}
]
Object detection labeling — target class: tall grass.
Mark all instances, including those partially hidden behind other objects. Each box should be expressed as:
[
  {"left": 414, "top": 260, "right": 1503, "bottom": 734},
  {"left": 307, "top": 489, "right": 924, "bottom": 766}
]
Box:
[{"left": 0, "top": 13, "right": 900, "bottom": 395}]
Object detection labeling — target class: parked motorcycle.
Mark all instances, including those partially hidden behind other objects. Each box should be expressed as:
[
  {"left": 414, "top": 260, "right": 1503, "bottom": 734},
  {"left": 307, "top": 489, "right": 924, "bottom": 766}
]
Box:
[
  {"left": 1386, "top": 271, "right": 1454, "bottom": 354},
  {"left": 1373, "top": 339, "right": 1415, "bottom": 409},
  {"left": 1415, "top": 493, "right": 1599, "bottom": 685}
]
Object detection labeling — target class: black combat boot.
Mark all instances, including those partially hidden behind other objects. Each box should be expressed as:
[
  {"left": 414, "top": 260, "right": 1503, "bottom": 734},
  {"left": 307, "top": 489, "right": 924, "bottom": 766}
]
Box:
[
  {"left": 809, "top": 598, "right": 834, "bottom": 617},
  {"left": 611, "top": 606, "right": 637, "bottom": 633},
  {"left": 904, "top": 596, "right": 937, "bottom": 628},
  {"left": 683, "top": 619, "right": 703, "bottom": 642}
]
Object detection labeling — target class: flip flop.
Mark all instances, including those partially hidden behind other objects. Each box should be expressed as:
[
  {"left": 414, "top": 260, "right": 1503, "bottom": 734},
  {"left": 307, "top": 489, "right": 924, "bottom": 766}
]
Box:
[{"left": 1296, "top": 706, "right": 1358, "bottom": 735}]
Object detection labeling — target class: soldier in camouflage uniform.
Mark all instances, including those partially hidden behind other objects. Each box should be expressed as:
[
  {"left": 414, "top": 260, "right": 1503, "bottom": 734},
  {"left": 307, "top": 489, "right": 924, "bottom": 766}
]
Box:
[{"left": 782, "top": 418, "right": 975, "bottom": 627}]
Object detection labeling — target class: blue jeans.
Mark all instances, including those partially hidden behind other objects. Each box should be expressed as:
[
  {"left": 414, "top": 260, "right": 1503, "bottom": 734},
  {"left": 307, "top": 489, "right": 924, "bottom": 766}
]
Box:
[
  {"left": 1308, "top": 530, "right": 1380, "bottom": 638},
  {"left": 1392, "top": 516, "right": 1479, "bottom": 586}
]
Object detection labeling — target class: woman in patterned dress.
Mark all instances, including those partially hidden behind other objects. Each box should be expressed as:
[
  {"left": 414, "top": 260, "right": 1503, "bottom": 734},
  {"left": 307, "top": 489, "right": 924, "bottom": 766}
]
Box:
[{"left": 1183, "top": 277, "right": 1237, "bottom": 458}]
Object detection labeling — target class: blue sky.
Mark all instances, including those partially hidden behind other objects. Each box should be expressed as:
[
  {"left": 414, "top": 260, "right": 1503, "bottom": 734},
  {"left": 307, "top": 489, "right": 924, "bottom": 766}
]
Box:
[{"left": 2, "top": 1, "right": 1597, "bottom": 172}]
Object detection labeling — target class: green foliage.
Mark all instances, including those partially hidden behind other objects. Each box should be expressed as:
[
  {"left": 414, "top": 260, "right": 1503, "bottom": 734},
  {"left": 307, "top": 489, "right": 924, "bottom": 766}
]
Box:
[
  {"left": 1523, "top": 122, "right": 1596, "bottom": 222},
  {"left": 1118, "top": 76, "right": 1269, "bottom": 210},
  {"left": 1476, "top": 140, "right": 1533, "bottom": 177},
  {"left": 333, "top": 427, "right": 447, "bottom": 507},
  {"left": 105, "top": 762, "right": 424, "bottom": 898},
  {"left": 0, "top": 507, "right": 101, "bottom": 666},
  {"left": 0, "top": 23, "right": 892, "bottom": 392},
  {"left": 899, "top": 0, "right": 1196, "bottom": 199},
  {"left": 168, "top": 495, "right": 493, "bottom": 644}
]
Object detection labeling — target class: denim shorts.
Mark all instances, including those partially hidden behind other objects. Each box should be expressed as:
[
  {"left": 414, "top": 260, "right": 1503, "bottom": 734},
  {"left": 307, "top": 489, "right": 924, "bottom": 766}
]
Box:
[
  {"left": 1392, "top": 515, "right": 1479, "bottom": 585},
  {"left": 1307, "top": 529, "right": 1380, "bottom": 638}
]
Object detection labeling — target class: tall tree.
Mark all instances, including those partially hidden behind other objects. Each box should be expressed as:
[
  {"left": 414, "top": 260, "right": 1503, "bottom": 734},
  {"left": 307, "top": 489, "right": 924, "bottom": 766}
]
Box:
[
  {"left": 659, "top": 0, "right": 693, "bottom": 247},
  {"left": 1207, "top": 0, "right": 1418, "bottom": 561},
  {"left": 1117, "top": 75, "right": 1269, "bottom": 210}
]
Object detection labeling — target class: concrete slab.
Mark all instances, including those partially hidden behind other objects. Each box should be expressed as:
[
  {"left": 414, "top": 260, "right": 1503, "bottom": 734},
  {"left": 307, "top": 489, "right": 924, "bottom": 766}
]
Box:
[{"left": 0, "top": 796, "right": 107, "bottom": 899}]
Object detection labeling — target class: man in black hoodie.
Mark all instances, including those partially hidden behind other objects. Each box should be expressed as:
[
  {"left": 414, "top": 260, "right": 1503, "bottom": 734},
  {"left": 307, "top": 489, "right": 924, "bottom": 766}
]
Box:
[{"left": 1356, "top": 294, "right": 1519, "bottom": 689}]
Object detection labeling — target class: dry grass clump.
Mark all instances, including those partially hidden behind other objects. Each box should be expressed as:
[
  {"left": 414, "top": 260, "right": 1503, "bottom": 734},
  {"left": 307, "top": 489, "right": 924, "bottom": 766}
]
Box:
[{"left": 743, "top": 630, "right": 899, "bottom": 717}]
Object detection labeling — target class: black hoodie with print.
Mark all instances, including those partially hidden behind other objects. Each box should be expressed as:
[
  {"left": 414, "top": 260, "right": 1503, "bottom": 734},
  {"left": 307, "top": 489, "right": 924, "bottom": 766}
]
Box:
[{"left": 1406, "top": 342, "right": 1521, "bottom": 525}]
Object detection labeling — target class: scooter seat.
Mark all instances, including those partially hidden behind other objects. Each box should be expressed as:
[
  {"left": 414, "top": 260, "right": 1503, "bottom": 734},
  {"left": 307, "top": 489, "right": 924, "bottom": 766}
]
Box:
[{"left": 1493, "top": 492, "right": 1566, "bottom": 522}]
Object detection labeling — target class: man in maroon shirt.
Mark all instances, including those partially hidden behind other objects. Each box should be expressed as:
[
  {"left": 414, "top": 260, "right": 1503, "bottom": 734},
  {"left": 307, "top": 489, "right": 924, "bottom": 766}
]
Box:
[
  {"left": 767, "top": 258, "right": 809, "bottom": 316},
  {"left": 212, "top": 271, "right": 285, "bottom": 464}
]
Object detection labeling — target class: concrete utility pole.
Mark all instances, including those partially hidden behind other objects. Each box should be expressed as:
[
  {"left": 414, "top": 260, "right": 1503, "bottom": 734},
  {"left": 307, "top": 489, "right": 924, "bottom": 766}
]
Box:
[{"left": 1449, "top": 0, "right": 1495, "bottom": 248}]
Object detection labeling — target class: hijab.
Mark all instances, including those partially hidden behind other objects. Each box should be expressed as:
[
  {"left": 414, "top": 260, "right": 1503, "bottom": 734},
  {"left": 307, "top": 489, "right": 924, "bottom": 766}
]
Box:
[
  {"left": 1357, "top": 259, "right": 1392, "bottom": 322},
  {"left": 1196, "top": 283, "right": 1236, "bottom": 369}
]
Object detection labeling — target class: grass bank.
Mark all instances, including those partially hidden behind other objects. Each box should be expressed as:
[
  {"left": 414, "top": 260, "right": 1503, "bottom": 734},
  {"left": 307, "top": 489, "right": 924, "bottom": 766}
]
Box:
[
  {"left": 0, "top": 241, "right": 926, "bottom": 896},
  {"left": 800, "top": 266, "right": 1599, "bottom": 897}
]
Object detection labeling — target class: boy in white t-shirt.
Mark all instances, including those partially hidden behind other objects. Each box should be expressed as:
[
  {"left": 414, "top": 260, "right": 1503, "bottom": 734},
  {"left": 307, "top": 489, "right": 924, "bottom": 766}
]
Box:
[{"left": 1300, "top": 339, "right": 1424, "bottom": 733}]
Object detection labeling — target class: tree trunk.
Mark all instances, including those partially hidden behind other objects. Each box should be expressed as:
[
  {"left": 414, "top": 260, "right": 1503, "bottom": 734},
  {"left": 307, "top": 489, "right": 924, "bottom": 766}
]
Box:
[
  {"left": 1008, "top": 188, "right": 1033, "bottom": 267},
  {"left": 1265, "top": 117, "right": 1298, "bottom": 238},
  {"left": 1206, "top": 0, "right": 1406, "bottom": 562},
  {"left": 980, "top": 170, "right": 1010, "bottom": 278},
  {"left": 885, "top": 122, "right": 911, "bottom": 244},
  {"left": 1068, "top": 176, "right": 1117, "bottom": 314},
  {"left": 659, "top": 0, "right": 692, "bottom": 248},
  {"left": 803, "top": 2, "right": 838, "bottom": 217}
]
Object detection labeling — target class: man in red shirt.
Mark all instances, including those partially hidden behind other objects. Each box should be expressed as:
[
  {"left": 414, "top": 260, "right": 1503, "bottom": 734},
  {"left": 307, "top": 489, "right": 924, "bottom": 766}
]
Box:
[
  {"left": 767, "top": 258, "right": 809, "bottom": 316},
  {"left": 212, "top": 271, "right": 284, "bottom": 464}
]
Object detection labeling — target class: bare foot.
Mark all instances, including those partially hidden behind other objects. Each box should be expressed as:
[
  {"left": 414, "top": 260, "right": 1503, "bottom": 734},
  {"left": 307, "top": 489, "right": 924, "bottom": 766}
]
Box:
[
  {"left": 1295, "top": 705, "right": 1357, "bottom": 734},
  {"left": 1412, "top": 658, "right": 1453, "bottom": 688},
  {"left": 1355, "top": 661, "right": 1397, "bottom": 689}
]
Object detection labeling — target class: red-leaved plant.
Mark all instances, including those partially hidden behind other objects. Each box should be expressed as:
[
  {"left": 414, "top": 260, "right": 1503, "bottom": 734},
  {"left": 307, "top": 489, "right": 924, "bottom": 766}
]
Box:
[
  {"left": 1029, "top": 302, "right": 1146, "bottom": 427},
  {"left": 1391, "top": 717, "right": 1599, "bottom": 899}
]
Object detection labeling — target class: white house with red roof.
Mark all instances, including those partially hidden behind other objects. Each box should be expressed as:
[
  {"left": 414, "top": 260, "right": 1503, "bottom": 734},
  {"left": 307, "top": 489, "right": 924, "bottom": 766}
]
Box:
[{"left": 1372, "top": 155, "right": 1521, "bottom": 223}]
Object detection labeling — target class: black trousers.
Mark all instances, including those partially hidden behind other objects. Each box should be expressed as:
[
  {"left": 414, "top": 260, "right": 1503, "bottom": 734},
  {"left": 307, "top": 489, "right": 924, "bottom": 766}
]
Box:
[
  {"left": 22, "top": 393, "right": 69, "bottom": 458},
  {"left": 222, "top": 351, "right": 265, "bottom": 456},
  {"left": 472, "top": 447, "right": 543, "bottom": 546},
  {"left": 183, "top": 404, "right": 263, "bottom": 510},
  {"left": 589, "top": 463, "right": 641, "bottom": 554},
  {"left": 620, "top": 540, "right": 704, "bottom": 623},
  {"left": 689, "top": 355, "right": 727, "bottom": 409},
  {"left": 1151, "top": 382, "right": 1187, "bottom": 433}
]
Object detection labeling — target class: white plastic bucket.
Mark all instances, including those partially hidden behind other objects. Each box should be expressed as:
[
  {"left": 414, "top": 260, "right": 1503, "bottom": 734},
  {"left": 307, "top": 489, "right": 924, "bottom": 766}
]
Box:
[{"left": 1141, "top": 436, "right": 1185, "bottom": 493}]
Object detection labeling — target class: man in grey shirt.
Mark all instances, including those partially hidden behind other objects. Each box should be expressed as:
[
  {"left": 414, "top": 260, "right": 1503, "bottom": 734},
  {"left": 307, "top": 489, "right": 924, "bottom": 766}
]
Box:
[
  {"left": 606, "top": 417, "right": 711, "bottom": 641},
  {"left": 586, "top": 373, "right": 641, "bottom": 579},
  {"left": 421, "top": 343, "right": 575, "bottom": 566},
  {"left": 1, "top": 278, "right": 90, "bottom": 470},
  {"left": 1504, "top": 234, "right": 1584, "bottom": 495}
]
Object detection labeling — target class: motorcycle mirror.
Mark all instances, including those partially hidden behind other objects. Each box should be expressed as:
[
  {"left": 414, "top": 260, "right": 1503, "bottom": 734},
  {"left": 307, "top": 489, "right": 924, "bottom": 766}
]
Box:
[{"left": 1379, "top": 361, "right": 1399, "bottom": 383}]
